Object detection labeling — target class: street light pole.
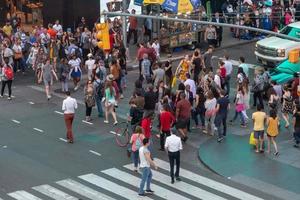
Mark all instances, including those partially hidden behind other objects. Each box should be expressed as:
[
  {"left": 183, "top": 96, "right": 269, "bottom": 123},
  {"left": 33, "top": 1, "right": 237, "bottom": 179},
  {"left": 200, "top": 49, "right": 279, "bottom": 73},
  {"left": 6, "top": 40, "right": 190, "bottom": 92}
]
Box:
[
  {"left": 99, "top": 0, "right": 101, "bottom": 22},
  {"left": 122, "top": 0, "right": 127, "bottom": 48}
]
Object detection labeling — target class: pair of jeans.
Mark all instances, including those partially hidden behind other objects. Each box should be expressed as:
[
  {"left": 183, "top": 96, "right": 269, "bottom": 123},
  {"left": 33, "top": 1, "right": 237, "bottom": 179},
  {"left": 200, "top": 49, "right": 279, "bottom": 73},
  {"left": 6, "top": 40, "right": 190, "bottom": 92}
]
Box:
[
  {"left": 132, "top": 150, "right": 139, "bottom": 168},
  {"left": 1, "top": 80, "right": 12, "bottom": 97},
  {"left": 215, "top": 113, "right": 227, "bottom": 138},
  {"left": 232, "top": 111, "right": 245, "bottom": 125},
  {"left": 225, "top": 75, "right": 231, "bottom": 95},
  {"left": 205, "top": 115, "right": 215, "bottom": 133},
  {"left": 168, "top": 151, "right": 180, "bottom": 181},
  {"left": 193, "top": 106, "right": 205, "bottom": 126},
  {"left": 138, "top": 167, "right": 152, "bottom": 194},
  {"left": 61, "top": 81, "right": 68, "bottom": 92},
  {"left": 95, "top": 95, "right": 103, "bottom": 117},
  {"left": 160, "top": 130, "right": 171, "bottom": 150},
  {"left": 253, "top": 91, "right": 264, "bottom": 109},
  {"left": 14, "top": 58, "right": 25, "bottom": 72},
  {"left": 64, "top": 114, "right": 74, "bottom": 141},
  {"left": 127, "top": 28, "right": 138, "bottom": 44}
]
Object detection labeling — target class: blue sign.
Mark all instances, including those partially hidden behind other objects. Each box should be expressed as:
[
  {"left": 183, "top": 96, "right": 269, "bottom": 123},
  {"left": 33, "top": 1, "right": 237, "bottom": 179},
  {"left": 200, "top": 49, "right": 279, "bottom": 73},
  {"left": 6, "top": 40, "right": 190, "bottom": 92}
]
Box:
[
  {"left": 134, "top": 0, "right": 143, "bottom": 6},
  {"left": 162, "top": 0, "right": 178, "bottom": 12}
]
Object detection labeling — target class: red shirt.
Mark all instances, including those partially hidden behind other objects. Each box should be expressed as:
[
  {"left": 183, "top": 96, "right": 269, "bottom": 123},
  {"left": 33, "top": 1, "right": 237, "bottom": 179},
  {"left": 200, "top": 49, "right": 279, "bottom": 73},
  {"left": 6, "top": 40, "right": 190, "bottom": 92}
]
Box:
[
  {"left": 141, "top": 117, "right": 151, "bottom": 139},
  {"left": 220, "top": 67, "right": 226, "bottom": 78},
  {"left": 47, "top": 28, "right": 57, "bottom": 39},
  {"left": 137, "top": 47, "right": 147, "bottom": 61},
  {"left": 160, "top": 111, "right": 175, "bottom": 131}
]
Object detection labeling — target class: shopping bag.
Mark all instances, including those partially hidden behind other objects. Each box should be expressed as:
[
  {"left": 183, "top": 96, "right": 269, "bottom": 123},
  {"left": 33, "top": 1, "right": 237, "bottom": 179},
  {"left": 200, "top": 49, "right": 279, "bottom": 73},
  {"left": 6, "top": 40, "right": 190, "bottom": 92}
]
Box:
[
  {"left": 171, "top": 77, "right": 177, "bottom": 88},
  {"left": 249, "top": 132, "right": 256, "bottom": 145}
]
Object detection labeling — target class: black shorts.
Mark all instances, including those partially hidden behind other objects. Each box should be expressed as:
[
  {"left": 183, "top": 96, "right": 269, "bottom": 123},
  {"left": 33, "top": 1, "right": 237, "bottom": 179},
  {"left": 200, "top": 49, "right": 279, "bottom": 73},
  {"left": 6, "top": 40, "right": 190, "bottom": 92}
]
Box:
[{"left": 176, "top": 119, "right": 188, "bottom": 129}]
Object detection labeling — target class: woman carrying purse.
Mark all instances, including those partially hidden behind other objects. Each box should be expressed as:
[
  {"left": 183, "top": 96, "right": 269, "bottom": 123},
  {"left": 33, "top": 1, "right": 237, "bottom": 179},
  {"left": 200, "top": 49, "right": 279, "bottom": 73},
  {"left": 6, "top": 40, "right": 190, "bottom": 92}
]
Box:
[{"left": 230, "top": 86, "right": 246, "bottom": 128}]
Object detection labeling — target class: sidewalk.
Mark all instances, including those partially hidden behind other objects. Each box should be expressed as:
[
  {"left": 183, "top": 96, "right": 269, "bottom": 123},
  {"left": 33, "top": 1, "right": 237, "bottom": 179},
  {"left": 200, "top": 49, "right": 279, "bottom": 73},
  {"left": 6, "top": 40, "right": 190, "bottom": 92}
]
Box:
[
  {"left": 198, "top": 124, "right": 300, "bottom": 200},
  {"left": 126, "top": 27, "right": 257, "bottom": 70}
]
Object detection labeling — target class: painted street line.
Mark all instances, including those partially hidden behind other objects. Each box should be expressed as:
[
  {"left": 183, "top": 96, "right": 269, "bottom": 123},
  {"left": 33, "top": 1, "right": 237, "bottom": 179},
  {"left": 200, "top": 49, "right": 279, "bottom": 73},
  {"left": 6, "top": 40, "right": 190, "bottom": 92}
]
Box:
[
  {"left": 33, "top": 128, "right": 44, "bottom": 133},
  {"left": 79, "top": 174, "right": 153, "bottom": 200},
  {"left": 11, "top": 119, "right": 21, "bottom": 124},
  {"left": 8, "top": 190, "right": 42, "bottom": 200},
  {"left": 28, "top": 85, "right": 85, "bottom": 105},
  {"left": 54, "top": 111, "right": 64, "bottom": 115},
  {"left": 32, "top": 184, "right": 78, "bottom": 200},
  {"left": 109, "top": 131, "right": 121, "bottom": 136},
  {"left": 89, "top": 150, "right": 102, "bottom": 157},
  {"left": 82, "top": 120, "right": 93, "bottom": 125},
  {"left": 28, "top": 101, "right": 35, "bottom": 105},
  {"left": 124, "top": 164, "right": 226, "bottom": 200},
  {"left": 59, "top": 138, "right": 68, "bottom": 143},
  {"left": 2, "top": 146, "right": 7, "bottom": 148},
  {"left": 57, "top": 179, "right": 116, "bottom": 200},
  {"left": 154, "top": 158, "right": 264, "bottom": 200},
  {"left": 102, "top": 168, "right": 190, "bottom": 200}
]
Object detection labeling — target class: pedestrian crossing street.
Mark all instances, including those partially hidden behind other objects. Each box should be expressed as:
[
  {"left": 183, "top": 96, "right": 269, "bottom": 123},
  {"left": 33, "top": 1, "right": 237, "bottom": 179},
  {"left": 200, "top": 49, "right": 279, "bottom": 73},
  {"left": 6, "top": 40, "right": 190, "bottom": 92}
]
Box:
[{"left": 5, "top": 159, "right": 264, "bottom": 200}]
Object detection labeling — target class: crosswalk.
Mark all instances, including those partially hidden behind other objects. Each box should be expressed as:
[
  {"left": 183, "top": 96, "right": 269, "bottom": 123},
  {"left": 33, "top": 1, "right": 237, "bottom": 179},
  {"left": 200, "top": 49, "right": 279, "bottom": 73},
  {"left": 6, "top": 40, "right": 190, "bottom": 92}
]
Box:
[{"left": 4, "top": 158, "right": 265, "bottom": 200}]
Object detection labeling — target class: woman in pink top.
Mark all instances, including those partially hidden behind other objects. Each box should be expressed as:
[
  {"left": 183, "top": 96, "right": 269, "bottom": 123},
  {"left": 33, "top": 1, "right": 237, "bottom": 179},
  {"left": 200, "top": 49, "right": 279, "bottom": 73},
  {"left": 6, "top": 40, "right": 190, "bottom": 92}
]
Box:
[{"left": 130, "top": 126, "right": 145, "bottom": 172}]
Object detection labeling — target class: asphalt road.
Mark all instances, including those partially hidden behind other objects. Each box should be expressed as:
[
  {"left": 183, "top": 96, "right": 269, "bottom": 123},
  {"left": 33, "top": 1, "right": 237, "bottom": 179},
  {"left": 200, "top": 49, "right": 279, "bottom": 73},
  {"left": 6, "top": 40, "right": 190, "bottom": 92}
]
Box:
[{"left": 0, "top": 42, "right": 281, "bottom": 200}]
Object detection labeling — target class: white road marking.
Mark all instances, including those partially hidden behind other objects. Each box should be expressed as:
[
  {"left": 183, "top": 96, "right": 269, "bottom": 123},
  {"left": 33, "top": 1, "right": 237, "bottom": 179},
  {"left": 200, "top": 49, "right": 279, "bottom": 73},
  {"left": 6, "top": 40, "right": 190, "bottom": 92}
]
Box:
[
  {"left": 79, "top": 173, "right": 153, "bottom": 200},
  {"left": 54, "top": 111, "right": 64, "bottom": 115},
  {"left": 124, "top": 164, "right": 226, "bottom": 200},
  {"left": 28, "top": 101, "right": 35, "bottom": 105},
  {"left": 8, "top": 190, "right": 42, "bottom": 200},
  {"left": 102, "top": 168, "right": 191, "bottom": 200},
  {"left": 59, "top": 138, "right": 68, "bottom": 143},
  {"left": 28, "top": 85, "right": 84, "bottom": 105},
  {"left": 2, "top": 146, "right": 7, "bottom": 148},
  {"left": 154, "top": 158, "right": 263, "bottom": 200},
  {"left": 82, "top": 120, "right": 93, "bottom": 125},
  {"left": 32, "top": 184, "right": 78, "bottom": 200},
  {"left": 89, "top": 150, "right": 102, "bottom": 156},
  {"left": 109, "top": 131, "right": 116, "bottom": 135},
  {"left": 33, "top": 128, "right": 44, "bottom": 133},
  {"left": 11, "top": 119, "right": 21, "bottom": 124},
  {"left": 57, "top": 179, "right": 116, "bottom": 200}
]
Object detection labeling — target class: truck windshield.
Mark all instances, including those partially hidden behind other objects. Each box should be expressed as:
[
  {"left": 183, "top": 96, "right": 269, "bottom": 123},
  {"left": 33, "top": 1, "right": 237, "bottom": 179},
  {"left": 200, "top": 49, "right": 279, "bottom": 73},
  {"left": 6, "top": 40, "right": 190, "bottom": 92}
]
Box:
[{"left": 280, "top": 26, "right": 300, "bottom": 38}]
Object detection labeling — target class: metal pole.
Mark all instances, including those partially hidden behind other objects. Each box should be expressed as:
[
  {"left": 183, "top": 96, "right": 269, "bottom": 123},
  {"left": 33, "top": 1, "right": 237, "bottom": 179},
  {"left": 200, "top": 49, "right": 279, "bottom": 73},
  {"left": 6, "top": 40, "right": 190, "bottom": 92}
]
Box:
[
  {"left": 99, "top": 0, "right": 101, "bottom": 23},
  {"left": 103, "top": 11, "right": 300, "bottom": 42},
  {"left": 122, "top": 0, "right": 127, "bottom": 48}
]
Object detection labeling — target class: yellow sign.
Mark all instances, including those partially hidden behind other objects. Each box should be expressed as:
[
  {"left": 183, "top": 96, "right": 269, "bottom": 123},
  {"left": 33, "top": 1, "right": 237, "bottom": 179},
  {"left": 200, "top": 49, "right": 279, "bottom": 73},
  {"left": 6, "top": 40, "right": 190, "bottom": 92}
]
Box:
[
  {"left": 178, "top": 0, "right": 193, "bottom": 13},
  {"left": 143, "top": 0, "right": 164, "bottom": 5}
]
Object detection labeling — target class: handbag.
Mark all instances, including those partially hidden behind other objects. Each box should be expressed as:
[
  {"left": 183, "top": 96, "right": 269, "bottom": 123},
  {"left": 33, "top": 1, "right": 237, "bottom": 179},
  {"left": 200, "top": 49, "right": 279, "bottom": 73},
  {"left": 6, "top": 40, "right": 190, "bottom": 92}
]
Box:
[
  {"left": 85, "top": 95, "right": 95, "bottom": 107},
  {"left": 205, "top": 109, "right": 216, "bottom": 117},
  {"left": 249, "top": 132, "right": 256, "bottom": 146},
  {"left": 14, "top": 52, "right": 22, "bottom": 59},
  {"left": 236, "top": 103, "right": 245, "bottom": 112}
]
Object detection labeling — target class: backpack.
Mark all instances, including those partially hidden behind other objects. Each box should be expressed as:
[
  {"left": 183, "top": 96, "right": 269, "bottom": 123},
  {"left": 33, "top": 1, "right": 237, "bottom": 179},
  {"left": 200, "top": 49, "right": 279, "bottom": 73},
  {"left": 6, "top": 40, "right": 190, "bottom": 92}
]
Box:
[
  {"left": 4, "top": 66, "right": 14, "bottom": 80},
  {"left": 135, "top": 136, "right": 142, "bottom": 150},
  {"left": 95, "top": 80, "right": 104, "bottom": 97}
]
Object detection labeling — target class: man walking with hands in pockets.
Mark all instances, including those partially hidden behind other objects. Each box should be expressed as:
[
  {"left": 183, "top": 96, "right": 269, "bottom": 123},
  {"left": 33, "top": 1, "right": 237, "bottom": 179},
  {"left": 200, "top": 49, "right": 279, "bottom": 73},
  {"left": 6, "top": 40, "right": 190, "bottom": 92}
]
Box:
[
  {"left": 138, "top": 138, "right": 158, "bottom": 196},
  {"left": 165, "top": 130, "right": 183, "bottom": 184}
]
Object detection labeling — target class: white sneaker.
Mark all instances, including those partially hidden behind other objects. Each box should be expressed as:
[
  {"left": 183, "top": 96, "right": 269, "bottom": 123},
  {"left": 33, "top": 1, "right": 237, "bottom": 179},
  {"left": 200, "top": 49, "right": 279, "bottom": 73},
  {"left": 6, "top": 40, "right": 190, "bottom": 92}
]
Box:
[
  {"left": 114, "top": 121, "right": 118, "bottom": 125},
  {"left": 120, "top": 94, "right": 124, "bottom": 99},
  {"left": 101, "top": 97, "right": 106, "bottom": 102},
  {"left": 0, "top": 95, "right": 3, "bottom": 98},
  {"left": 104, "top": 120, "right": 109, "bottom": 124},
  {"left": 7, "top": 97, "right": 12, "bottom": 100}
]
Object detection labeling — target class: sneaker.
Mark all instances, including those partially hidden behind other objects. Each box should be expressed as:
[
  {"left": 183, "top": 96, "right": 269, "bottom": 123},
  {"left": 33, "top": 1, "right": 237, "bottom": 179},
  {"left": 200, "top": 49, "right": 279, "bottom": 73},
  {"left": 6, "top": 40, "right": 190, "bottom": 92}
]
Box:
[
  {"left": 217, "top": 137, "right": 224, "bottom": 143},
  {"left": 114, "top": 121, "right": 118, "bottom": 125},
  {"left": 101, "top": 97, "right": 106, "bottom": 102},
  {"left": 145, "top": 190, "right": 154, "bottom": 194},
  {"left": 294, "top": 144, "right": 299, "bottom": 148},
  {"left": 120, "top": 94, "right": 124, "bottom": 99},
  {"left": 104, "top": 120, "right": 109, "bottom": 124},
  {"left": 7, "top": 97, "right": 12, "bottom": 100},
  {"left": 176, "top": 177, "right": 182, "bottom": 181},
  {"left": 202, "top": 129, "right": 208, "bottom": 134},
  {"left": 138, "top": 193, "right": 146, "bottom": 196},
  {"left": 0, "top": 95, "right": 3, "bottom": 98}
]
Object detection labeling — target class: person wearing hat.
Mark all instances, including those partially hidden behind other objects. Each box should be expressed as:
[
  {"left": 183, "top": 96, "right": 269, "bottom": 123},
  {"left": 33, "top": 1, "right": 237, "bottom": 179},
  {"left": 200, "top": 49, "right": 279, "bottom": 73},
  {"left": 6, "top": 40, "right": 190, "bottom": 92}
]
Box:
[{"left": 85, "top": 53, "right": 95, "bottom": 80}]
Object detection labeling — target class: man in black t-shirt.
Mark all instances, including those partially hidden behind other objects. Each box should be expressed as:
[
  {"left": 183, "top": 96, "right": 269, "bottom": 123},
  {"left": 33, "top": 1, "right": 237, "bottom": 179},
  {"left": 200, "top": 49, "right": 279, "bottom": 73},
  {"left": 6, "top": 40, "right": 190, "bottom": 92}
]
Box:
[
  {"left": 293, "top": 105, "right": 300, "bottom": 148},
  {"left": 215, "top": 90, "right": 230, "bottom": 142},
  {"left": 192, "top": 50, "right": 203, "bottom": 82}
]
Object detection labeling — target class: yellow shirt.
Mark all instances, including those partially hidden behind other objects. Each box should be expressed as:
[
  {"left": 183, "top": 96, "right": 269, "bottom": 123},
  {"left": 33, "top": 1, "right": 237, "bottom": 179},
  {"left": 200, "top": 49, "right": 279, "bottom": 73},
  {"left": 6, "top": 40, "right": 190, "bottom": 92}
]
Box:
[
  {"left": 3, "top": 25, "right": 12, "bottom": 37},
  {"left": 267, "top": 117, "right": 279, "bottom": 137},
  {"left": 252, "top": 111, "right": 266, "bottom": 131}
]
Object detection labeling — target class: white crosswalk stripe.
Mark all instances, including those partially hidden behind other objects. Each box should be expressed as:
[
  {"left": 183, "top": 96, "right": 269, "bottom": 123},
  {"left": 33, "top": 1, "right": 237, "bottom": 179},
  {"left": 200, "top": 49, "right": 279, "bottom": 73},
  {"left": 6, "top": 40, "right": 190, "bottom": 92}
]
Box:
[
  {"left": 124, "top": 164, "right": 227, "bottom": 200},
  {"left": 57, "top": 179, "right": 116, "bottom": 200},
  {"left": 32, "top": 184, "right": 78, "bottom": 200},
  {"left": 154, "top": 158, "right": 264, "bottom": 200},
  {"left": 102, "top": 168, "right": 191, "bottom": 200},
  {"left": 6, "top": 163, "right": 265, "bottom": 200},
  {"left": 79, "top": 173, "right": 153, "bottom": 200},
  {"left": 8, "top": 190, "right": 43, "bottom": 200}
]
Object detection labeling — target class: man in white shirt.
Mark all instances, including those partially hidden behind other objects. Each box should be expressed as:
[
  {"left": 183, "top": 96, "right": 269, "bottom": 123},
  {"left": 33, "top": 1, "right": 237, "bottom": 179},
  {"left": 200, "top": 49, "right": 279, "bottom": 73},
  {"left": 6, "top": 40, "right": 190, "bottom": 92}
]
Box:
[
  {"left": 53, "top": 20, "right": 63, "bottom": 38},
  {"left": 62, "top": 91, "right": 78, "bottom": 143},
  {"left": 184, "top": 73, "right": 196, "bottom": 98},
  {"left": 85, "top": 53, "right": 95, "bottom": 80},
  {"left": 223, "top": 55, "right": 233, "bottom": 96},
  {"left": 165, "top": 131, "right": 183, "bottom": 184},
  {"left": 152, "top": 39, "right": 160, "bottom": 59},
  {"left": 138, "top": 138, "right": 158, "bottom": 196}
]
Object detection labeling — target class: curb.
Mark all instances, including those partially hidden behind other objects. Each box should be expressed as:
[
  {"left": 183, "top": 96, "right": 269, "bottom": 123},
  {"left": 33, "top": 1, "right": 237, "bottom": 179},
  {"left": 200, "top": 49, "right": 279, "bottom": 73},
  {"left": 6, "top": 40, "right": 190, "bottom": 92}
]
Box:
[
  {"left": 126, "top": 39, "right": 258, "bottom": 71},
  {"left": 197, "top": 146, "right": 223, "bottom": 177}
]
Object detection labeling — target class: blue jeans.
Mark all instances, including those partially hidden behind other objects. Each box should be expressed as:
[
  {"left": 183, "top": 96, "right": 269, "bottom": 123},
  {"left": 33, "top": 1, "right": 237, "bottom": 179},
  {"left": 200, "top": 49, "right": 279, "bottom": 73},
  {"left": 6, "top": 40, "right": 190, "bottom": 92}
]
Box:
[
  {"left": 138, "top": 167, "right": 152, "bottom": 194},
  {"left": 232, "top": 111, "right": 245, "bottom": 125},
  {"left": 95, "top": 95, "right": 103, "bottom": 117},
  {"left": 132, "top": 150, "right": 139, "bottom": 168},
  {"left": 215, "top": 113, "right": 227, "bottom": 138}
]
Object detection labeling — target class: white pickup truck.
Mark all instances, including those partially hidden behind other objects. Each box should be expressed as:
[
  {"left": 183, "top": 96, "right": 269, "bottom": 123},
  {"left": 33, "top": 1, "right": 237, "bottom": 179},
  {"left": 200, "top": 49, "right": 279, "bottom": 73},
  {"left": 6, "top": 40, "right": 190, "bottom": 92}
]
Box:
[{"left": 255, "top": 22, "right": 300, "bottom": 67}]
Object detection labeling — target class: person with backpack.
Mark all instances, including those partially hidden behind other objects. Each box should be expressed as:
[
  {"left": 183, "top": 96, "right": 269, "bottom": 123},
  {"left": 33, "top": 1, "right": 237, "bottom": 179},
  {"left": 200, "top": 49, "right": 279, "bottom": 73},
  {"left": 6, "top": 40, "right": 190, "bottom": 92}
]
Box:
[
  {"left": 93, "top": 61, "right": 106, "bottom": 118},
  {"left": 0, "top": 58, "right": 14, "bottom": 100},
  {"left": 130, "top": 126, "right": 145, "bottom": 172}
]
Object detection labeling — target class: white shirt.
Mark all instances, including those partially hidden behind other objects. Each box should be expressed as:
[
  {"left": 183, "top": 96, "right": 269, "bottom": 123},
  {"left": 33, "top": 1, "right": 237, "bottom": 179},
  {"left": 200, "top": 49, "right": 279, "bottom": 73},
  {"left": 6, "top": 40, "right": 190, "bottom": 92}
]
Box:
[
  {"left": 165, "top": 134, "right": 183, "bottom": 152},
  {"left": 224, "top": 60, "right": 233, "bottom": 76},
  {"left": 62, "top": 96, "right": 78, "bottom": 114},
  {"left": 184, "top": 78, "right": 196, "bottom": 98},
  {"left": 85, "top": 59, "right": 95, "bottom": 71},
  {"left": 53, "top": 24, "right": 62, "bottom": 35},
  {"left": 69, "top": 58, "right": 81, "bottom": 72},
  {"left": 152, "top": 42, "right": 160, "bottom": 57},
  {"left": 139, "top": 146, "right": 150, "bottom": 168},
  {"left": 214, "top": 75, "right": 221, "bottom": 88}
]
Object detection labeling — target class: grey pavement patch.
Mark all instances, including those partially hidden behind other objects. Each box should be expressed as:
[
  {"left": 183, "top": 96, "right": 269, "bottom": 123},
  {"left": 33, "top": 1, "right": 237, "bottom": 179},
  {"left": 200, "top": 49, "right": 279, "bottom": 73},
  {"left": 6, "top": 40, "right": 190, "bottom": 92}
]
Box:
[
  {"left": 270, "top": 147, "right": 300, "bottom": 169},
  {"left": 291, "top": 160, "right": 300, "bottom": 168},
  {"left": 231, "top": 174, "right": 300, "bottom": 200}
]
